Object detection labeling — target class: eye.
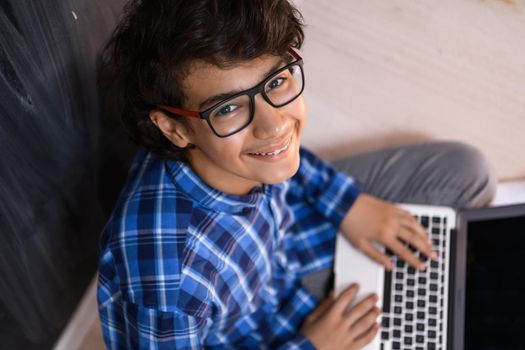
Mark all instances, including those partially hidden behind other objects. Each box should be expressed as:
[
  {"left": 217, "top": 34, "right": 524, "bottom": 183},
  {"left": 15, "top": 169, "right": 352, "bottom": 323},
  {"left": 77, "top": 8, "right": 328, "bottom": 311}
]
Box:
[
  {"left": 215, "top": 103, "right": 239, "bottom": 117},
  {"left": 266, "top": 77, "right": 286, "bottom": 91}
]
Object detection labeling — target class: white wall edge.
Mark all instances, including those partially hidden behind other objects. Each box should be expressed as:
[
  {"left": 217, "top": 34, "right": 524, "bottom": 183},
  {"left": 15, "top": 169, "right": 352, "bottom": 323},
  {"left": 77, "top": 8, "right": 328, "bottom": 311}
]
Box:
[
  {"left": 492, "top": 181, "right": 525, "bottom": 206},
  {"left": 53, "top": 274, "right": 98, "bottom": 350}
]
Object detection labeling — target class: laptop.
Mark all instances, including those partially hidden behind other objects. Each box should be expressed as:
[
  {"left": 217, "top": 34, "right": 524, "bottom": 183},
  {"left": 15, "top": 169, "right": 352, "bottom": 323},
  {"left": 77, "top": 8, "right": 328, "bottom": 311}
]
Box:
[{"left": 334, "top": 203, "right": 525, "bottom": 350}]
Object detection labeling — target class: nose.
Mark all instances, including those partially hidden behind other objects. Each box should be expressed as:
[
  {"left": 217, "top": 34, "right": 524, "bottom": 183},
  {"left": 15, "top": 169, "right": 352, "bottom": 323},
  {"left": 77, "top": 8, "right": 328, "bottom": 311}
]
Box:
[{"left": 251, "top": 94, "right": 287, "bottom": 140}]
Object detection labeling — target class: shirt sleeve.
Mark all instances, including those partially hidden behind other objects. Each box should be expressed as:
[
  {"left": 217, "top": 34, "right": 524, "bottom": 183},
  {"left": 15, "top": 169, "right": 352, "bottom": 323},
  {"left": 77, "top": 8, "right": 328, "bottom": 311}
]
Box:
[
  {"left": 99, "top": 299, "right": 210, "bottom": 350},
  {"left": 290, "top": 147, "right": 361, "bottom": 229}
]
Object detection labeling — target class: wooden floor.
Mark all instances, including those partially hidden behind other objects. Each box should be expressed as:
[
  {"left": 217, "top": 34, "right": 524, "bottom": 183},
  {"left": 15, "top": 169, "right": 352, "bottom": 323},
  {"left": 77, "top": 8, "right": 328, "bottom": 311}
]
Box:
[
  {"left": 298, "top": 0, "right": 525, "bottom": 181},
  {"left": 79, "top": 322, "right": 104, "bottom": 350}
]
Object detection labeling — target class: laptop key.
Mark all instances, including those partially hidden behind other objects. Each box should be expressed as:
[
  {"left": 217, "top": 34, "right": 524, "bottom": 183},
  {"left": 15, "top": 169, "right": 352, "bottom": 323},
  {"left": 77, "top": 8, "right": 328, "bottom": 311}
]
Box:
[
  {"left": 383, "top": 269, "right": 392, "bottom": 313},
  {"left": 421, "top": 216, "right": 429, "bottom": 228}
]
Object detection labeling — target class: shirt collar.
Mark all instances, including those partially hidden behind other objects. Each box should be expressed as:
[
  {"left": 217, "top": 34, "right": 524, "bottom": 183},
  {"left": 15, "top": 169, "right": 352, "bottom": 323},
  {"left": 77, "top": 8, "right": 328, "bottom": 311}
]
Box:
[{"left": 165, "top": 159, "right": 274, "bottom": 214}]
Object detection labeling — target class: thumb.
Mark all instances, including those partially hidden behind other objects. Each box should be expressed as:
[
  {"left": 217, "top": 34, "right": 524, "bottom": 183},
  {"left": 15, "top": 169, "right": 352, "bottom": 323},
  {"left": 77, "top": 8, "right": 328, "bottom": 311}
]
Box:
[
  {"left": 357, "top": 240, "right": 393, "bottom": 270},
  {"left": 307, "top": 291, "right": 335, "bottom": 322}
]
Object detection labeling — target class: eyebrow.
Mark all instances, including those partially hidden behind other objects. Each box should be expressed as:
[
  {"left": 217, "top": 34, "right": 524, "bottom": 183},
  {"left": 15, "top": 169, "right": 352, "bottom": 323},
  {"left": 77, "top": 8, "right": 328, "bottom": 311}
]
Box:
[{"left": 198, "top": 58, "right": 286, "bottom": 110}]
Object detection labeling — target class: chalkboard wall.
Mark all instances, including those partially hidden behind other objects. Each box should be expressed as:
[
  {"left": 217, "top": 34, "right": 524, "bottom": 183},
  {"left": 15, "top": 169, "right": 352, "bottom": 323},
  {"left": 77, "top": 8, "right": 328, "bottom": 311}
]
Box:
[{"left": 0, "top": 0, "right": 132, "bottom": 348}]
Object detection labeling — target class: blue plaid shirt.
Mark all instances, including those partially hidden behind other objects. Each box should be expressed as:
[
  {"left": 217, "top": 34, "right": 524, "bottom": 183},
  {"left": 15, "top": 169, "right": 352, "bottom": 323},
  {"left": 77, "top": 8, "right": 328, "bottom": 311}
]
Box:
[{"left": 98, "top": 147, "right": 361, "bottom": 349}]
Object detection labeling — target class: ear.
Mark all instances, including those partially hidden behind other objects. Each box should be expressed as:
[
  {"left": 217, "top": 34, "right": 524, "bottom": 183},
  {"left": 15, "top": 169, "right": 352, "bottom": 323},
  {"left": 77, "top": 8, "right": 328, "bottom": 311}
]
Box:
[{"left": 149, "top": 110, "right": 193, "bottom": 148}]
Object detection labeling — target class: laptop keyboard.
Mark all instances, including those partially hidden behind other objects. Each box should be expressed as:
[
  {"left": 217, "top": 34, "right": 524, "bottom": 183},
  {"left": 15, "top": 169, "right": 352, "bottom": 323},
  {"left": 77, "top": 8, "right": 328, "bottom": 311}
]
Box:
[{"left": 379, "top": 215, "right": 450, "bottom": 350}]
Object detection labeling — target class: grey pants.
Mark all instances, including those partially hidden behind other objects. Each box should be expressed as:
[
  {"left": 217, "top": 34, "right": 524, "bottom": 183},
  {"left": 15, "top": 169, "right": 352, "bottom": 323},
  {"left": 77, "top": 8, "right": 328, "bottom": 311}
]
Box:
[{"left": 302, "top": 141, "right": 497, "bottom": 300}]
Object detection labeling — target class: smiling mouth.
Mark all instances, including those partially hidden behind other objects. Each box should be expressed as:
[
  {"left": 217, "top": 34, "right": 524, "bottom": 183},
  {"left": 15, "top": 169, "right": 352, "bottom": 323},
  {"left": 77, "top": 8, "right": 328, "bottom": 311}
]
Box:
[{"left": 248, "top": 136, "right": 292, "bottom": 157}]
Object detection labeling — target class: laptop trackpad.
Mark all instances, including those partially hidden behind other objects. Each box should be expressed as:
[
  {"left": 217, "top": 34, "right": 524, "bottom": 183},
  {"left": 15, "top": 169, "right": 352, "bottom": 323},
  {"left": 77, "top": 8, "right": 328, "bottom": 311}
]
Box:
[{"left": 334, "top": 234, "right": 384, "bottom": 308}]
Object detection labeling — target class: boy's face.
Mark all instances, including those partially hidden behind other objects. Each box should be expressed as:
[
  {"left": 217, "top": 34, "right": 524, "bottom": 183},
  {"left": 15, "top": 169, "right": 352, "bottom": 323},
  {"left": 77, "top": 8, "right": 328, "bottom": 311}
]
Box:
[{"left": 175, "top": 54, "right": 307, "bottom": 195}]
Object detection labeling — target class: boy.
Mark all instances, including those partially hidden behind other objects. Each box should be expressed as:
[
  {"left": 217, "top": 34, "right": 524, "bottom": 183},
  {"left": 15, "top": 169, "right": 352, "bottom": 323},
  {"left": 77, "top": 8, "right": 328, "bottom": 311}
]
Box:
[{"left": 97, "top": 0, "right": 495, "bottom": 349}]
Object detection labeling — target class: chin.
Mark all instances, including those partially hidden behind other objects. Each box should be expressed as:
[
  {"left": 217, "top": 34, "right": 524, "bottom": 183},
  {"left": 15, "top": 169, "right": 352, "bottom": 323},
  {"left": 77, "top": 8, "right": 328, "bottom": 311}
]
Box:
[{"left": 260, "top": 154, "right": 301, "bottom": 185}]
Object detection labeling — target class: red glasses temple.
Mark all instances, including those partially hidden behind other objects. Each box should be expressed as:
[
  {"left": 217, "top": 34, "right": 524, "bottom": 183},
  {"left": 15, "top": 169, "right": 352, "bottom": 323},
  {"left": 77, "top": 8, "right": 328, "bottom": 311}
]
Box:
[{"left": 156, "top": 105, "right": 201, "bottom": 119}]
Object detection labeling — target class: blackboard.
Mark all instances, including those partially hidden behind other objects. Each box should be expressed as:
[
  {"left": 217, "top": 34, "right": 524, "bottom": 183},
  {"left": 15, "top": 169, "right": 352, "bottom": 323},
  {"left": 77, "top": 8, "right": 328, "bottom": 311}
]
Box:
[{"left": 0, "top": 0, "right": 133, "bottom": 348}]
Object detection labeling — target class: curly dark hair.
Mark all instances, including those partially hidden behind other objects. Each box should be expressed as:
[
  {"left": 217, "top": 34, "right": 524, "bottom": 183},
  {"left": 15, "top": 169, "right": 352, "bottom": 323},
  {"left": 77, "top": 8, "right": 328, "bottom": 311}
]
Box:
[{"left": 98, "top": 0, "right": 305, "bottom": 160}]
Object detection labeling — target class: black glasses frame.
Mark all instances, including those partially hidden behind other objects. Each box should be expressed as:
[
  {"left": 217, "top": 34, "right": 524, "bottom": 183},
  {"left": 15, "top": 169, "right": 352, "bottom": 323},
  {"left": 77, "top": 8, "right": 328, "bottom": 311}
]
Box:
[{"left": 157, "top": 49, "right": 304, "bottom": 137}]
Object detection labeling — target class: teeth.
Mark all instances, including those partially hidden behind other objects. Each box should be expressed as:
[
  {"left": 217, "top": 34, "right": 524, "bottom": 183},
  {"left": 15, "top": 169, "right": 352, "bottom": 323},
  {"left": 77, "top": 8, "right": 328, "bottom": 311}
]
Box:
[{"left": 252, "top": 138, "right": 290, "bottom": 156}]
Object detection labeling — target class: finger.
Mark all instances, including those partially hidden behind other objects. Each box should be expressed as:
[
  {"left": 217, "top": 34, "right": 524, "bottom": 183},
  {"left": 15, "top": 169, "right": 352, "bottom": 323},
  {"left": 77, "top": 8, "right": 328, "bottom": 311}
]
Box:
[
  {"left": 348, "top": 307, "right": 380, "bottom": 338},
  {"left": 388, "top": 239, "right": 426, "bottom": 270},
  {"left": 331, "top": 284, "right": 359, "bottom": 317},
  {"left": 397, "top": 226, "right": 437, "bottom": 261},
  {"left": 398, "top": 209, "right": 429, "bottom": 239},
  {"left": 356, "top": 240, "right": 393, "bottom": 270},
  {"left": 397, "top": 210, "right": 438, "bottom": 260},
  {"left": 343, "top": 293, "right": 378, "bottom": 326},
  {"left": 351, "top": 323, "right": 379, "bottom": 349}
]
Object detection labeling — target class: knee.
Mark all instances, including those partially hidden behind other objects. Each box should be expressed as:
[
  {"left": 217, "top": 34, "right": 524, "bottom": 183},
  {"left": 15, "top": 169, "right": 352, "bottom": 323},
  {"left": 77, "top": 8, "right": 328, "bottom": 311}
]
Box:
[
  {"left": 436, "top": 141, "right": 497, "bottom": 207},
  {"left": 439, "top": 141, "right": 494, "bottom": 181}
]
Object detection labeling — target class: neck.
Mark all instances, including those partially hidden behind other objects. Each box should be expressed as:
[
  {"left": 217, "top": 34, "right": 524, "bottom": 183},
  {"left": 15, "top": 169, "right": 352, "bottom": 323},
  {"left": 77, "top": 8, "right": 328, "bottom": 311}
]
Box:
[{"left": 187, "top": 148, "right": 260, "bottom": 196}]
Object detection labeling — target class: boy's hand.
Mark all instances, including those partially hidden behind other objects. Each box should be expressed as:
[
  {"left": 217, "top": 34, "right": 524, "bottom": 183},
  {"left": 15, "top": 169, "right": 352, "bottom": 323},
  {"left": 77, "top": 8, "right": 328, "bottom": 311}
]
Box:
[
  {"left": 300, "top": 284, "right": 379, "bottom": 350},
  {"left": 340, "top": 193, "right": 437, "bottom": 271}
]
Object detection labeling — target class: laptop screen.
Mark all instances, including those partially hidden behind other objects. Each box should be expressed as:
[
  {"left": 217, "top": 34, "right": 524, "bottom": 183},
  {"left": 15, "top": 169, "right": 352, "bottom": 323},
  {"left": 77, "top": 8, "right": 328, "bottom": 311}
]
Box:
[{"left": 464, "top": 214, "right": 525, "bottom": 349}]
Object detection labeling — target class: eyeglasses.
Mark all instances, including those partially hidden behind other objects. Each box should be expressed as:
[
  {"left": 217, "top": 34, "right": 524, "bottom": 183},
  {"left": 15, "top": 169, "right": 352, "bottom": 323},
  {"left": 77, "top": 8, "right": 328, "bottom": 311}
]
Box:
[{"left": 157, "top": 49, "right": 304, "bottom": 137}]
